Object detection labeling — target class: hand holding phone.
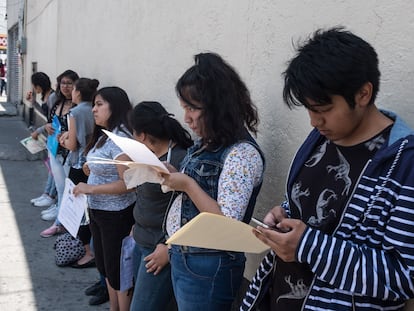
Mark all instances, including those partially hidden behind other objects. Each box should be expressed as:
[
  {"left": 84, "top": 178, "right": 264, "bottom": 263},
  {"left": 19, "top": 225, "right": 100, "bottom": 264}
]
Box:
[{"left": 251, "top": 217, "right": 289, "bottom": 233}]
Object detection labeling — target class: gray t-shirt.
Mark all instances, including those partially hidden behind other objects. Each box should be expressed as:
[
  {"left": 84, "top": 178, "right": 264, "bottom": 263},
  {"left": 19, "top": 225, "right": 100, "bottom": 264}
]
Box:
[
  {"left": 132, "top": 144, "right": 187, "bottom": 248},
  {"left": 86, "top": 126, "right": 136, "bottom": 211},
  {"left": 46, "top": 92, "right": 57, "bottom": 113},
  {"left": 67, "top": 101, "right": 94, "bottom": 169}
]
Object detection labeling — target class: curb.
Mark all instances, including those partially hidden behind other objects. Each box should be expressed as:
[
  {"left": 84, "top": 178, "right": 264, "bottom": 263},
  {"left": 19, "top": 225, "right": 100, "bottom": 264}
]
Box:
[{"left": 0, "top": 102, "right": 18, "bottom": 116}]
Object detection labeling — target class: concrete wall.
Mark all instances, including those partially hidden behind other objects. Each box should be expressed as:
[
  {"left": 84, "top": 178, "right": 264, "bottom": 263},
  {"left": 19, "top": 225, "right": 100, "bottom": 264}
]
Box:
[
  {"left": 13, "top": 0, "right": 414, "bottom": 218},
  {"left": 10, "top": 0, "right": 414, "bottom": 224},
  {"left": 0, "top": 0, "right": 6, "bottom": 35}
]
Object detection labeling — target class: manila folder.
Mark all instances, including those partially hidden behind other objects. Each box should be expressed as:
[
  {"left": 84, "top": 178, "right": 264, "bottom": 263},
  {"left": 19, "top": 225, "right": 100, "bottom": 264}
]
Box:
[{"left": 166, "top": 212, "right": 270, "bottom": 254}]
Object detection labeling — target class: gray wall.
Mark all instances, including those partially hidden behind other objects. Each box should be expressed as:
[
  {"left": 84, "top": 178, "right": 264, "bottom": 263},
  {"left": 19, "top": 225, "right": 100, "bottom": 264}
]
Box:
[{"left": 8, "top": 0, "right": 414, "bottom": 230}]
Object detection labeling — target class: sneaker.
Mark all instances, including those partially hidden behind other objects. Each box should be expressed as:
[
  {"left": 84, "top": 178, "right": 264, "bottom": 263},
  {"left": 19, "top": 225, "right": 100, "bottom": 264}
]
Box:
[
  {"left": 41, "top": 203, "right": 57, "bottom": 215},
  {"left": 31, "top": 193, "right": 48, "bottom": 204},
  {"left": 34, "top": 195, "right": 56, "bottom": 207},
  {"left": 41, "top": 204, "right": 58, "bottom": 221},
  {"left": 40, "top": 224, "right": 65, "bottom": 238}
]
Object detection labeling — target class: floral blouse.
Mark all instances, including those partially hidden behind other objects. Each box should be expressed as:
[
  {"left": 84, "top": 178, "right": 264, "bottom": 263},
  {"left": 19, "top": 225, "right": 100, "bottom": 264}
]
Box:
[{"left": 166, "top": 142, "right": 264, "bottom": 236}]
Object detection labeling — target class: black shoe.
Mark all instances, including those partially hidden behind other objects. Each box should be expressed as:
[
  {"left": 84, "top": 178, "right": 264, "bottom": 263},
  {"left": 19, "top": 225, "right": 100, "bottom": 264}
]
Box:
[
  {"left": 72, "top": 258, "right": 96, "bottom": 269},
  {"left": 84, "top": 281, "right": 102, "bottom": 296},
  {"left": 89, "top": 287, "right": 109, "bottom": 306}
]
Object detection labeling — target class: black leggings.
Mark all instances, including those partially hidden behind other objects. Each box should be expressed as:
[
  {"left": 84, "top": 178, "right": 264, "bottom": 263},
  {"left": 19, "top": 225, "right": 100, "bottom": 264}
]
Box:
[{"left": 89, "top": 203, "right": 135, "bottom": 290}]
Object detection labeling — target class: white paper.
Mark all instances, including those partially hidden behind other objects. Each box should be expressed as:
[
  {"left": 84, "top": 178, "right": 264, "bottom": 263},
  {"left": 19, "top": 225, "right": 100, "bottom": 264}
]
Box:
[
  {"left": 58, "top": 178, "right": 88, "bottom": 238},
  {"left": 20, "top": 135, "right": 47, "bottom": 154},
  {"left": 102, "top": 129, "right": 169, "bottom": 172},
  {"left": 86, "top": 130, "right": 171, "bottom": 190}
]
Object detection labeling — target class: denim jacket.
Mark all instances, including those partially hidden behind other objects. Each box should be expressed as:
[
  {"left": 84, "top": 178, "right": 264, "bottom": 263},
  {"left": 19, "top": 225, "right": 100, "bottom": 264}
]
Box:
[{"left": 179, "top": 132, "right": 265, "bottom": 230}]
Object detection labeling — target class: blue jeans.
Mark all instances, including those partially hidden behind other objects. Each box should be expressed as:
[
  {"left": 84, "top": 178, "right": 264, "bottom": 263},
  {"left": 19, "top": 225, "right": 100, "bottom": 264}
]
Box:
[
  {"left": 44, "top": 173, "right": 57, "bottom": 197},
  {"left": 130, "top": 243, "right": 176, "bottom": 311},
  {"left": 48, "top": 152, "right": 69, "bottom": 225},
  {"left": 169, "top": 245, "right": 245, "bottom": 311},
  {"left": 43, "top": 157, "right": 57, "bottom": 197}
]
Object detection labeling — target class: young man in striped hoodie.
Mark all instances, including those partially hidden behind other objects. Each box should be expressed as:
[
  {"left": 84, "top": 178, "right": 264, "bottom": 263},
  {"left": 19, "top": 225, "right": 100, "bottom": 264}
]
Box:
[{"left": 242, "top": 27, "right": 414, "bottom": 311}]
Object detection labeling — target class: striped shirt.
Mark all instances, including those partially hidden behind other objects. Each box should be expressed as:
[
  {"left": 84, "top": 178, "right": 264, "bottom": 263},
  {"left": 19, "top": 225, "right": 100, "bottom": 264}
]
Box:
[{"left": 241, "top": 111, "right": 414, "bottom": 311}]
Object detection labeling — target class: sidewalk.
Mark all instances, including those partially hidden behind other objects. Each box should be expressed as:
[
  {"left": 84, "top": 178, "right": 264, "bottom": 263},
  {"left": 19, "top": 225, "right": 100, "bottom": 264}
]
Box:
[{"left": 0, "top": 99, "right": 109, "bottom": 310}]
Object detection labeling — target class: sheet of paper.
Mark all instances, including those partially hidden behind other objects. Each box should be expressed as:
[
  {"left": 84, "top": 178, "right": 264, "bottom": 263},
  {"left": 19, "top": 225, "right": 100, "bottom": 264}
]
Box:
[
  {"left": 102, "top": 129, "right": 168, "bottom": 172},
  {"left": 58, "top": 178, "right": 88, "bottom": 238},
  {"left": 166, "top": 212, "right": 270, "bottom": 254},
  {"left": 20, "top": 134, "right": 46, "bottom": 154},
  {"left": 86, "top": 130, "right": 171, "bottom": 190}
]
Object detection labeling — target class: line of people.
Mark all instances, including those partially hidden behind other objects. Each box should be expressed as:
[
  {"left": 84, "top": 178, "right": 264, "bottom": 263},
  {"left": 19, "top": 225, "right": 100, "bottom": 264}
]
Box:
[
  {"left": 27, "top": 26, "right": 414, "bottom": 311},
  {"left": 28, "top": 49, "right": 264, "bottom": 310}
]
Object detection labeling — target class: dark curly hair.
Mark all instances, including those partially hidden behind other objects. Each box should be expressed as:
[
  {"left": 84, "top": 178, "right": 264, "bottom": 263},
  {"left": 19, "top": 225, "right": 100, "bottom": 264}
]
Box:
[{"left": 176, "top": 52, "right": 259, "bottom": 148}]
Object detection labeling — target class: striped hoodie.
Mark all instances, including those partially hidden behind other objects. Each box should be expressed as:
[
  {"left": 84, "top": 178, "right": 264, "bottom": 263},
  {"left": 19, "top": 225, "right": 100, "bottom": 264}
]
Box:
[{"left": 241, "top": 110, "right": 414, "bottom": 310}]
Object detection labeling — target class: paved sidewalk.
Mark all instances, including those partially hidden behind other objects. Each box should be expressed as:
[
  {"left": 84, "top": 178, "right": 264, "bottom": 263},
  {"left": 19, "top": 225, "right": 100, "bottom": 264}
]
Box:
[{"left": 0, "top": 100, "right": 109, "bottom": 310}]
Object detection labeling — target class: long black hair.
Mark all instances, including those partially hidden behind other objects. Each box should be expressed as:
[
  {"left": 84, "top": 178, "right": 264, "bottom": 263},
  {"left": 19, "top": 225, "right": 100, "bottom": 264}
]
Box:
[
  {"left": 47, "top": 70, "right": 79, "bottom": 123},
  {"left": 129, "top": 101, "right": 193, "bottom": 149},
  {"left": 176, "top": 52, "right": 259, "bottom": 148},
  {"left": 85, "top": 86, "right": 133, "bottom": 154},
  {"left": 31, "top": 72, "right": 52, "bottom": 101},
  {"left": 55, "top": 69, "right": 79, "bottom": 102}
]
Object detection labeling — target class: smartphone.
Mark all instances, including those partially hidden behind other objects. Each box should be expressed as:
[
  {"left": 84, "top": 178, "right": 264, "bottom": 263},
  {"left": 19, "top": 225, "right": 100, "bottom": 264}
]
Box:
[{"left": 251, "top": 217, "right": 287, "bottom": 233}]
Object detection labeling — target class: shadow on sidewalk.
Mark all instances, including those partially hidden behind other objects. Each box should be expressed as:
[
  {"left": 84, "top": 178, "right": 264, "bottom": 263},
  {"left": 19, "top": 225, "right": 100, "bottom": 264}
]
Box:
[{"left": 0, "top": 117, "right": 109, "bottom": 310}]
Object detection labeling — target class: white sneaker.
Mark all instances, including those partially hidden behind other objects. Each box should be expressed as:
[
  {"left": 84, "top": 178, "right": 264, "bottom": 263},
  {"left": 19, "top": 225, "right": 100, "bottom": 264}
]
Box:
[
  {"left": 41, "top": 204, "right": 58, "bottom": 221},
  {"left": 41, "top": 203, "right": 58, "bottom": 216},
  {"left": 34, "top": 196, "right": 56, "bottom": 207},
  {"left": 31, "top": 193, "right": 48, "bottom": 204}
]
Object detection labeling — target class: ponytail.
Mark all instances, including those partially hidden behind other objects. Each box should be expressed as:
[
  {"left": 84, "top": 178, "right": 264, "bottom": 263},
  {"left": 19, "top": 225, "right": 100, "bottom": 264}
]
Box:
[{"left": 129, "top": 101, "right": 193, "bottom": 149}]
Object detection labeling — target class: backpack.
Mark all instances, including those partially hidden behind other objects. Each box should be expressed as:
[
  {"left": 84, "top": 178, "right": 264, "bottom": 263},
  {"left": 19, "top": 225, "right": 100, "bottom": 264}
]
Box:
[{"left": 54, "top": 233, "right": 85, "bottom": 267}]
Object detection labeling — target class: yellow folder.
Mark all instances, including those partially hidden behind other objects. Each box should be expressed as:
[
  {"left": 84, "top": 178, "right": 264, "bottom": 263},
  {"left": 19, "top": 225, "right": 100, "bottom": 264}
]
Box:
[{"left": 166, "top": 212, "right": 270, "bottom": 254}]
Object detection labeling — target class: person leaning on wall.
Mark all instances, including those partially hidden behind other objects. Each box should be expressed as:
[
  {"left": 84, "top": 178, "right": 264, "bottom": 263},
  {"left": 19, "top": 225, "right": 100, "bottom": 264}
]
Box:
[
  {"left": 241, "top": 26, "right": 414, "bottom": 311},
  {"left": 73, "top": 86, "right": 137, "bottom": 311},
  {"left": 128, "top": 101, "right": 193, "bottom": 311},
  {"left": 59, "top": 77, "right": 100, "bottom": 268},
  {"left": 160, "top": 52, "right": 265, "bottom": 311},
  {"left": 26, "top": 72, "right": 58, "bottom": 209},
  {"left": 39, "top": 70, "right": 79, "bottom": 237}
]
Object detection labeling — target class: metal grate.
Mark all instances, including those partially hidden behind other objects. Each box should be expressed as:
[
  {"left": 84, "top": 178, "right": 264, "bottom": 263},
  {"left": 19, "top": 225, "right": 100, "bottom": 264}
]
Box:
[{"left": 7, "top": 24, "right": 20, "bottom": 106}]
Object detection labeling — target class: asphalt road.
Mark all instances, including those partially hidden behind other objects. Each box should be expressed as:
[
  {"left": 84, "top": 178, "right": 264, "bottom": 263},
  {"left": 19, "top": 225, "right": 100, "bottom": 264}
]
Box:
[{"left": 0, "top": 99, "right": 109, "bottom": 311}]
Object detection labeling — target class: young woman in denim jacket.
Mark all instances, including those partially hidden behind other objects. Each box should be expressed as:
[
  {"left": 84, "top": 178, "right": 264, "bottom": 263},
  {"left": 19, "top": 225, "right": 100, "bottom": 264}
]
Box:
[{"left": 160, "top": 52, "right": 265, "bottom": 311}]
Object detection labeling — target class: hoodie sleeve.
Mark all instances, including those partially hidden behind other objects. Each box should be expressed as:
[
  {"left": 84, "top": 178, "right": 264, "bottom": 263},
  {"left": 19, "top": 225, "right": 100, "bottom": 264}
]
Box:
[{"left": 297, "top": 162, "right": 414, "bottom": 302}]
